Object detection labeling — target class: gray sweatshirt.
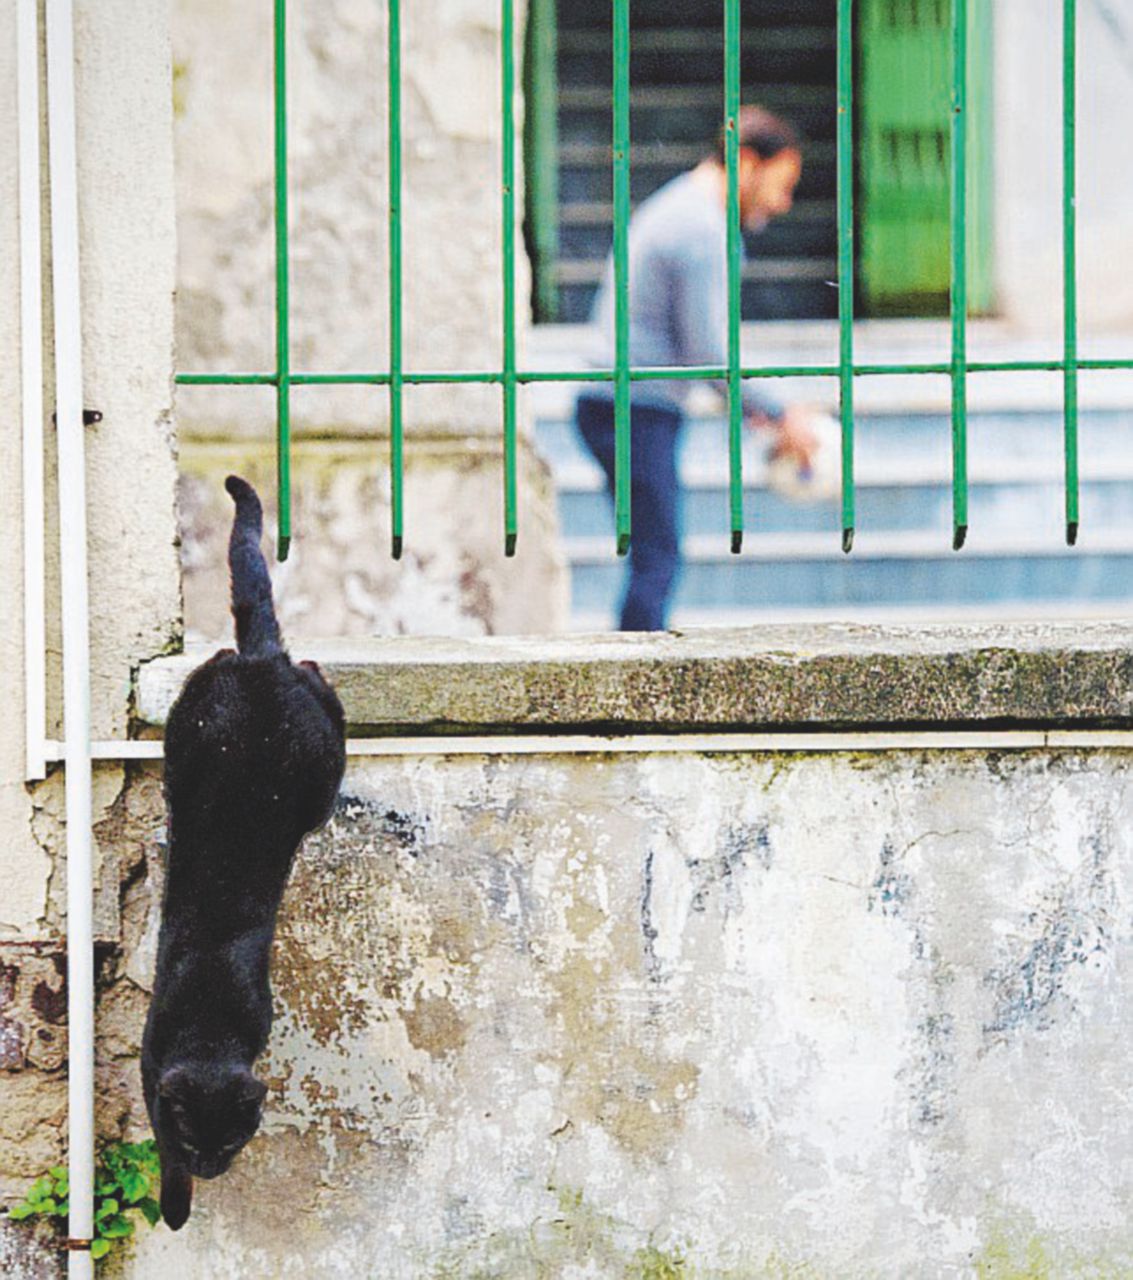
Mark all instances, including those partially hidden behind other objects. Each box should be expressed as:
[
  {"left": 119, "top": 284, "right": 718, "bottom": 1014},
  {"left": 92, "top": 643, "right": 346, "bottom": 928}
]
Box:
[{"left": 584, "top": 170, "right": 784, "bottom": 421}]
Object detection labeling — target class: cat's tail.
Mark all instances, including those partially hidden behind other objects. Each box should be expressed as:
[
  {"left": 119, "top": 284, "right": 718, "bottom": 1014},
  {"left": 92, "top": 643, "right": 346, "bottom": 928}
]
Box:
[{"left": 225, "top": 475, "right": 283, "bottom": 657}]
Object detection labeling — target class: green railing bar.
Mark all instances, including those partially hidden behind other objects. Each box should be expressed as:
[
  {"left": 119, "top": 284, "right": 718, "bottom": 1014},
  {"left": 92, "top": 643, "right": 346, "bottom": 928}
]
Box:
[
  {"left": 724, "top": 0, "right": 743, "bottom": 554},
  {"left": 273, "top": 0, "right": 291, "bottom": 560},
  {"left": 523, "top": 0, "right": 559, "bottom": 322},
  {"left": 612, "top": 0, "right": 631, "bottom": 556},
  {"left": 1063, "top": 0, "right": 1079, "bottom": 545},
  {"left": 949, "top": 0, "right": 969, "bottom": 551},
  {"left": 387, "top": 0, "right": 404, "bottom": 559},
  {"left": 176, "top": 357, "right": 1133, "bottom": 388},
  {"left": 174, "top": 3, "right": 1115, "bottom": 566},
  {"left": 836, "top": 0, "right": 855, "bottom": 553},
  {"left": 177, "top": 373, "right": 278, "bottom": 385},
  {"left": 501, "top": 0, "right": 518, "bottom": 556}
]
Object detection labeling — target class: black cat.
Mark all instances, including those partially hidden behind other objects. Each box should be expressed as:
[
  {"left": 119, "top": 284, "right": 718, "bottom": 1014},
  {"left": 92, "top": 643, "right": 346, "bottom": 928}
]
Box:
[{"left": 142, "top": 475, "right": 346, "bottom": 1230}]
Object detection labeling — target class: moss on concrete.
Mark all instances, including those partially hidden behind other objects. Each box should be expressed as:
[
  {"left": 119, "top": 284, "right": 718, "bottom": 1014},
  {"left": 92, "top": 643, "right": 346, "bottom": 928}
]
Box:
[
  {"left": 138, "top": 622, "right": 1133, "bottom": 735},
  {"left": 973, "top": 1230, "right": 1129, "bottom": 1279}
]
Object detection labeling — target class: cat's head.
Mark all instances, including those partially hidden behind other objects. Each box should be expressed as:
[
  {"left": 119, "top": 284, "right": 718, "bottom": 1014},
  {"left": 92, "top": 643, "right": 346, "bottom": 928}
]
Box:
[{"left": 157, "top": 1063, "right": 268, "bottom": 1179}]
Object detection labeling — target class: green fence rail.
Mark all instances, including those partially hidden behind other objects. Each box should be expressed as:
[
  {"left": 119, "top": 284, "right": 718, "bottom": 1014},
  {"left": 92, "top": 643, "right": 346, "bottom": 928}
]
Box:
[
  {"left": 950, "top": 0, "right": 968, "bottom": 550},
  {"left": 1063, "top": 0, "right": 1079, "bottom": 545},
  {"left": 272, "top": 0, "right": 291, "bottom": 559},
  {"left": 387, "top": 0, "right": 403, "bottom": 559},
  {"left": 175, "top": 0, "right": 1119, "bottom": 562}
]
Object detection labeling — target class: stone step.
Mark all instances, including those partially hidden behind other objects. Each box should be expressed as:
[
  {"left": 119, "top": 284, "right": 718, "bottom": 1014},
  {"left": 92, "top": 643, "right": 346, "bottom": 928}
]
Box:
[
  {"left": 558, "top": 26, "right": 836, "bottom": 89},
  {"left": 553, "top": 256, "right": 836, "bottom": 286},
  {"left": 536, "top": 408, "right": 1133, "bottom": 621},
  {"left": 558, "top": 214, "right": 837, "bottom": 265},
  {"left": 537, "top": 410, "right": 1133, "bottom": 474},
  {"left": 556, "top": 138, "right": 842, "bottom": 323},
  {"left": 558, "top": 84, "right": 837, "bottom": 147},
  {"left": 568, "top": 598, "right": 1133, "bottom": 631},
  {"left": 557, "top": 82, "right": 838, "bottom": 111},
  {"left": 571, "top": 528, "right": 1133, "bottom": 562},
  {"left": 556, "top": 479, "right": 1133, "bottom": 540},
  {"left": 559, "top": 0, "right": 836, "bottom": 30},
  {"left": 569, "top": 539, "right": 1133, "bottom": 617},
  {"left": 559, "top": 140, "right": 836, "bottom": 198},
  {"left": 556, "top": 278, "right": 838, "bottom": 325},
  {"left": 559, "top": 198, "right": 836, "bottom": 226},
  {"left": 558, "top": 196, "right": 836, "bottom": 262},
  {"left": 553, "top": 8, "right": 839, "bottom": 327}
]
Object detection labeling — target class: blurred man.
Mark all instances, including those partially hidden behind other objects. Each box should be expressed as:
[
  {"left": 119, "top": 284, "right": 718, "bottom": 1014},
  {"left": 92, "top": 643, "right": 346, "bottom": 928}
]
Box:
[{"left": 577, "top": 105, "right": 819, "bottom": 631}]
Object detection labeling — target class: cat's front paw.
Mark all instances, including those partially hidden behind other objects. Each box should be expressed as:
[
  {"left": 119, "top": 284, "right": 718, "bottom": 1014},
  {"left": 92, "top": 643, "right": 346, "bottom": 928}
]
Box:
[{"left": 160, "top": 1164, "right": 193, "bottom": 1230}]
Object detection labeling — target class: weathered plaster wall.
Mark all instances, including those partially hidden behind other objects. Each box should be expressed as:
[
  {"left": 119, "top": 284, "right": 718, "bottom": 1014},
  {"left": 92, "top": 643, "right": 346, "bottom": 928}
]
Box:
[
  {"left": 90, "top": 746, "right": 1133, "bottom": 1278},
  {"left": 177, "top": 436, "right": 569, "bottom": 644},
  {"left": 172, "top": 0, "right": 567, "bottom": 637},
  {"left": 0, "top": 0, "right": 180, "bottom": 1271},
  {"left": 995, "top": 0, "right": 1133, "bottom": 333},
  {"left": 173, "top": 0, "right": 530, "bottom": 437},
  {"left": 0, "top": 0, "right": 181, "bottom": 932},
  {"left": 0, "top": 0, "right": 180, "bottom": 936}
]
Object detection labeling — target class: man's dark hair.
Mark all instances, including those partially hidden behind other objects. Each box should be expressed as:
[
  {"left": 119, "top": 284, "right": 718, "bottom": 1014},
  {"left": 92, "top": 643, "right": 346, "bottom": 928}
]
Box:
[{"left": 714, "top": 105, "right": 800, "bottom": 163}]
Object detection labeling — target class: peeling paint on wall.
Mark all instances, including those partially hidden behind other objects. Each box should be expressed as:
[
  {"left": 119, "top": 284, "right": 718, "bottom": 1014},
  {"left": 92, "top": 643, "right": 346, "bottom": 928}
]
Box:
[{"left": 74, "top": 748, "right": 1132, "bottom": 1278}]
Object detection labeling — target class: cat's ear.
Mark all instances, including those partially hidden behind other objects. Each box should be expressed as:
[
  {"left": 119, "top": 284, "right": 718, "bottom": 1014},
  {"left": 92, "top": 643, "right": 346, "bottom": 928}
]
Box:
[{"left": 158, "top": 1065, "right": 192, "bottom": 1101}]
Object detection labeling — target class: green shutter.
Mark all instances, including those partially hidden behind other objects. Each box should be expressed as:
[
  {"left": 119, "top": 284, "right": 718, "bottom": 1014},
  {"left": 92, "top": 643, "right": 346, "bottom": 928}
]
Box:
[{"left": 860, "top": 0, "right": 993, "bottom": 316}]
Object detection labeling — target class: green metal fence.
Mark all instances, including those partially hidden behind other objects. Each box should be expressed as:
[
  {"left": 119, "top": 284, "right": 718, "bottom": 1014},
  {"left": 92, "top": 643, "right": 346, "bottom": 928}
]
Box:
[{"left": 176, "top": 0, "right": 1120, "bottom": 563}]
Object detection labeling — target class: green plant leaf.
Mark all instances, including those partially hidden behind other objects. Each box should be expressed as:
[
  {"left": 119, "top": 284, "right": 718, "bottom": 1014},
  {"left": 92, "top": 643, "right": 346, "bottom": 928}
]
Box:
[
  {"left": 136, "top": 1197, "right": 161, "bottom": 1228},
  {"left": 99, "top": 1213, "right": 134, "bottom": 1240},
  {"left": 8, "top": 1141, "right": 164, "bottom": 1252},
  {"left": 118, "top": 1169, "right": 149, "bottom": 1203}
]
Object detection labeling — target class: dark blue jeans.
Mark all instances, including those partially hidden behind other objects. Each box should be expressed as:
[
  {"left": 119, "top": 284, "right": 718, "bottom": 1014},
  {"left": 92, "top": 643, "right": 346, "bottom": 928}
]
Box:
[{"left": 575, "top": 393, "right": 683, "bottom": 632}]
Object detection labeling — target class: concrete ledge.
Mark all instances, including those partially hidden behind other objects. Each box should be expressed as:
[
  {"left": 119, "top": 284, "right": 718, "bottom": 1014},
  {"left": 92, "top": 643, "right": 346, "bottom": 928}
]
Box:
[{"left": 134, "top": 622, "right": 1133, "bottom": 735}]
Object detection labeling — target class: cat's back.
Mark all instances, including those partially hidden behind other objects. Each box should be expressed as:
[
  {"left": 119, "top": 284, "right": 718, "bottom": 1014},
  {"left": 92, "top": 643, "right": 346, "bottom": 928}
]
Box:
[
  {"left": 165, "top": 648, "right": 344, "bottom": 841},
  {"left": 165, "top": 650, "right": 281, "bottom": 787}
]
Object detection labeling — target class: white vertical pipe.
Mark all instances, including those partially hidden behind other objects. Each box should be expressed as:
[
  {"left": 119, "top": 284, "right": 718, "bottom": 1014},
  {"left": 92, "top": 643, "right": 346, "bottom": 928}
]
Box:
[
  {"left": 18, "top": 0, "right": 47, "bottom": 782},
  {"left": 45, "top": 0, "right": 95, "bottom": 1274}
]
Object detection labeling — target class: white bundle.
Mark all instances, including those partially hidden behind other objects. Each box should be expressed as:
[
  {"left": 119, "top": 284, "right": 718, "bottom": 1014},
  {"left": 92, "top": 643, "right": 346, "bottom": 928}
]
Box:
[{"left": 764, "top": 412, "right": 843, "bottom": 504}]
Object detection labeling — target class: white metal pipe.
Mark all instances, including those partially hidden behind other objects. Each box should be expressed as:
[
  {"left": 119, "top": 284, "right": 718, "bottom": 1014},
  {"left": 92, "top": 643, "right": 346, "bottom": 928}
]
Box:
[
  {"left": 45, "top": 0, "right": 94, "bottom": 1271},
  {"left": 41, "top": 729, "right": 1133, "bottom": 762},
  {"left": 18, "top": 0, "right": 46, "bottom": 783}
]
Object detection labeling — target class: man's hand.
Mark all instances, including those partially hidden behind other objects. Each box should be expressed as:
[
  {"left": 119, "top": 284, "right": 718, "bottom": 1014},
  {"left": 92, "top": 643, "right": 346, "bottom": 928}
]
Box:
[{"left": 749, "top": 404, "right": 822, "bottom": 469}]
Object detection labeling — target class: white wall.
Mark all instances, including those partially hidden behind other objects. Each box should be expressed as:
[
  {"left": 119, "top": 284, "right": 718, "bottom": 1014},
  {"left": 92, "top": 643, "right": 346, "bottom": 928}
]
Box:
[
  {"left": 173, "top": 0, "right": 531, "bottom": 438},
  {"left": 171, "top": 0, "right": 567, "bottom": 639},
  {"left": 0, "top": 0, "right": 180, "bottom": 941},
  {"left": 995, "top": 0, "right": 1133, "bottom": 333},
  {"left": 0, "top": 0, "right": 179, "bottom": 1245},
  {"left": 119, "top": 745, "right": 1133, "bottom": 1278}
]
